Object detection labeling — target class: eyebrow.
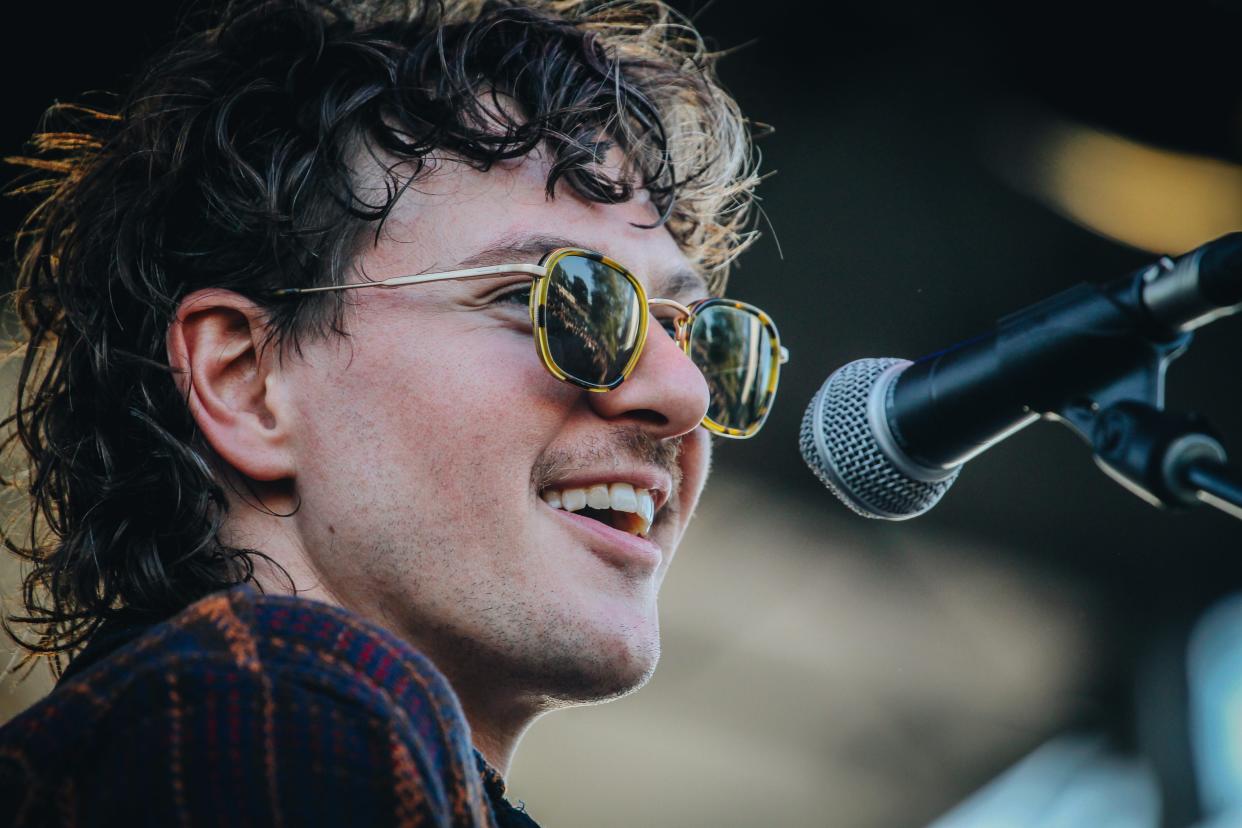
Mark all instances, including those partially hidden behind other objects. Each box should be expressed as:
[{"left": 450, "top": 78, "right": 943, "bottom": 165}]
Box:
[
  {"left": 659, "top": 268, "right": 710, "bottom": 301},
  {"left": 453, "top": 234, "right": 577, "bottom": 269},
  {"left": 454, "top": 233, "right": 710, "bottom": 300}
]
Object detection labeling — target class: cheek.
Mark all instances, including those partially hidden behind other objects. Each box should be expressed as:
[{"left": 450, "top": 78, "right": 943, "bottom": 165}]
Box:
[
  {"left": 414, "top": 334, "right": 565, "bottom": 435},
  {"left": 680, "top": 429, "right": 713, "bottom": 503},
  {"left": 324, "top": 322, "right": 572, "bottom": 479}
]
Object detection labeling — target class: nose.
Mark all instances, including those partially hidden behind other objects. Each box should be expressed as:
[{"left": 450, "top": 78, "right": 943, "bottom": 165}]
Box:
[{"left": 586, "top": 318, "right": 710, "bottom": 439}]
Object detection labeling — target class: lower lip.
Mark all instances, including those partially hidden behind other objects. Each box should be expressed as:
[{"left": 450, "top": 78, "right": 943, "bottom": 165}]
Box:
[{"left": 545, "top": 505, "right": 663, "bottom": 572}]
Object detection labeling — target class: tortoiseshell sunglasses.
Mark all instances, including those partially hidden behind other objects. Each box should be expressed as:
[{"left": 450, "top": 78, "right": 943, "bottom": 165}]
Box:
[{"left": 272, "top": 247, "right": 789, "bottom": 438}]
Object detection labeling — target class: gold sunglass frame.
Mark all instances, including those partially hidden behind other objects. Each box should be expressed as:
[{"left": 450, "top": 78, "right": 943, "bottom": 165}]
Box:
[{"left": 271, "top": 247, "right": 789, "bottom": 439}]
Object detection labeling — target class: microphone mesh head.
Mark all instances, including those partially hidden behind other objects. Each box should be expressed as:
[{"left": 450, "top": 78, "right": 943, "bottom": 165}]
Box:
[{"left": 799, "top": 358, "right": 959, "bottom": 520}]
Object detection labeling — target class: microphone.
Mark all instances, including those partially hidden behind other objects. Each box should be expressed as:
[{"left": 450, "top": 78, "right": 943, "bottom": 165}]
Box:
[{"left": 800, "top": 234, "right": 1242, "bottom": 520}]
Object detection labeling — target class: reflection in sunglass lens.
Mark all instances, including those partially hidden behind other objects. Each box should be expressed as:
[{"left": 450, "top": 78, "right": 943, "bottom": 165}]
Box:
[
  {"left": 544, "top": 255, "right": 643, "bottom": 387},
  {"left": 690, "top": 304, "right": 776, "bottom": 433}
]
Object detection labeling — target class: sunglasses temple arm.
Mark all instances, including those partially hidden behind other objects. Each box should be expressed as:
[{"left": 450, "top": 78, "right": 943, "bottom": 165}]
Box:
[{"left": 269, "top": 264, "right": 547, "bottom": 297}]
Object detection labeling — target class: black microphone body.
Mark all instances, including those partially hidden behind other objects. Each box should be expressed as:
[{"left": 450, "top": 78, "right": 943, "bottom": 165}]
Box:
[
  {"left": 891, "top": 280, "right": 1177, "bottom": 471},
  {"left": 801, "top": 234, "right": 1242, "bottom": 519}
]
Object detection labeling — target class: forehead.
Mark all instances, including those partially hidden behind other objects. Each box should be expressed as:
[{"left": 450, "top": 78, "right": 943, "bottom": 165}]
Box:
[{"left": 357, "top": 152, "right": 709, "bottom": 300}]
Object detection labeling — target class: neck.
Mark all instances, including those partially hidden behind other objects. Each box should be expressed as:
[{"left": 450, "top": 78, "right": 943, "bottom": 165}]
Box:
[
  {"left": 452, "top": 681, "right": 546, "bottom": 778},
  {"left": 468, "top": 720, "right": 521, "bottom": 777}
]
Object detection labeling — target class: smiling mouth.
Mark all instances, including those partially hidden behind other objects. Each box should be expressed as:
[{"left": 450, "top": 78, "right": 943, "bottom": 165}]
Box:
[{"left": 540, "top": 482, "right": 657, "bottom": 537}]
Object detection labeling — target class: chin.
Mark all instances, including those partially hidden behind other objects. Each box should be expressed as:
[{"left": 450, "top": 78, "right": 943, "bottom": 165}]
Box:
[{"left": 539, "top": 628, "right": 662, "bottom": 706}]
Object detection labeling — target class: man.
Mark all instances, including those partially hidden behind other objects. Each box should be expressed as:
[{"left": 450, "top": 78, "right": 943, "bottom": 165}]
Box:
[{"left": 0, "top": 0, "right": 781, "bottom": 824}]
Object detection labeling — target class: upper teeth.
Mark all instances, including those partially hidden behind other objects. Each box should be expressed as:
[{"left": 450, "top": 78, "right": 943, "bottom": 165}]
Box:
[{"left": 541, "top": 482, "right": 656, "bottom": 537}]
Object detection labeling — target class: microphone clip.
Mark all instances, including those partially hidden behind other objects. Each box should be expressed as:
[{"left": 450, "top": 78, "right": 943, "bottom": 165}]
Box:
[{"left": 1091, "top": 401, "right": 1242, "bottom": 520}]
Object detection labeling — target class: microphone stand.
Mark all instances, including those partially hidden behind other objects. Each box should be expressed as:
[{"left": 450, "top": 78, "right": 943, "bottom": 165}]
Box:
[
  {"left": 1088, "top": 401, "right": 1242, "bottom": 521},
  {"left": 1044, "top": 242, "right": 1242, "bottom": 522},
  {"left": 1184, "top": 460, "right": 1242, "bottom": 519}
]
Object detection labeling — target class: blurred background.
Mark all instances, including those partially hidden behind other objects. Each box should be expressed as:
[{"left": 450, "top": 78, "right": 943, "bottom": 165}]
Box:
[{"left": 2, "top": 2, "right": 1241, "bottom": 826}]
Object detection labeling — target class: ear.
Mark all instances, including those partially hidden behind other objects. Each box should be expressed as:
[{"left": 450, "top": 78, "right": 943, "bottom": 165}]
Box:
[{"left": 167, "top": 289, "right": 296, "bottom": 482}]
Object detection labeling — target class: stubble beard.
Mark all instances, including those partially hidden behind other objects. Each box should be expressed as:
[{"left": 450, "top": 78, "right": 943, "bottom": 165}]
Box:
[
  {"left": 356, "top": 424, "right": 683, "bottom": 711},
  {"left": 370, "top": 573, "right": 663, "bottom": 722},
  {"left": 366, "top": 531, "right": 665, "bottom": 714}
]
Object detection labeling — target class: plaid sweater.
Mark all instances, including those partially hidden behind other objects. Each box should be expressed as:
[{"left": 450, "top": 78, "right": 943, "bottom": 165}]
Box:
[{"left": 0, "top": 584, "right": 542, "bottom": 827}]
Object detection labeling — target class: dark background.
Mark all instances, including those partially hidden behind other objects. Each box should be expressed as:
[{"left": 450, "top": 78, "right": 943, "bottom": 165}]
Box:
[
  {"left": 2, "top": 1, "right": 1240, "bottom": 822},
  {"left": 674, "top": 0, "right": 1242, "bottom": 662}
]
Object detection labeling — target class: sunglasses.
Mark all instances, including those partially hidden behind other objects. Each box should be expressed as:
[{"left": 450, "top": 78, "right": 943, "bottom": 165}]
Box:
[{"left": 271, "top": 247, "right": 789, "bottom": 438}]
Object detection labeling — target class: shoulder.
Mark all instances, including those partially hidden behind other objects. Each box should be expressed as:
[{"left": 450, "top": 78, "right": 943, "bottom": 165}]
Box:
[{"left": 0, "top": 585, "right": 496, "bottom": 827}]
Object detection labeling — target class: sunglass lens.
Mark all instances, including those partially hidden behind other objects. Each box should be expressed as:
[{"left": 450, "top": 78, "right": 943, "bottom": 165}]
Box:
[
  {"left": 544, "top": 255, "right": 644, "bottom": 387},
  {"left": 690, "top": 304, "right": 777, "bottom": 434}
]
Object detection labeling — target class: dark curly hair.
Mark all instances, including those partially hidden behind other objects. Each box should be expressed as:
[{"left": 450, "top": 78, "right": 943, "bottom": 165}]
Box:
[{"left": 1, "top": 0, "right": 759, "bottom": 677}]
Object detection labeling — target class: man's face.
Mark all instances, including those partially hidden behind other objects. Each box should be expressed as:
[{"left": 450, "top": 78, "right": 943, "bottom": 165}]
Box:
[{"left": 277, "top": 152, "right": 713, "bottom": 709}]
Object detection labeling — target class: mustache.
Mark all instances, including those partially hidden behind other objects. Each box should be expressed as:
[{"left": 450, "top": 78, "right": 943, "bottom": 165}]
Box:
[{"left": 530, "top": 427, "right": 682, "bottom": 492}]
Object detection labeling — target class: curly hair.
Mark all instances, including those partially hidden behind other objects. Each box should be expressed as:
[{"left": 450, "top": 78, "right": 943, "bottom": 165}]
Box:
[{"left": 0, "top": 0, "right": 760, "bottom": 677}]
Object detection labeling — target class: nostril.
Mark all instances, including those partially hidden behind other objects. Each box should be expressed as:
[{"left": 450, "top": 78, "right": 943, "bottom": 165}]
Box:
[{"left": 626, "top": 409, "right": 669, "bottom": 427}]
